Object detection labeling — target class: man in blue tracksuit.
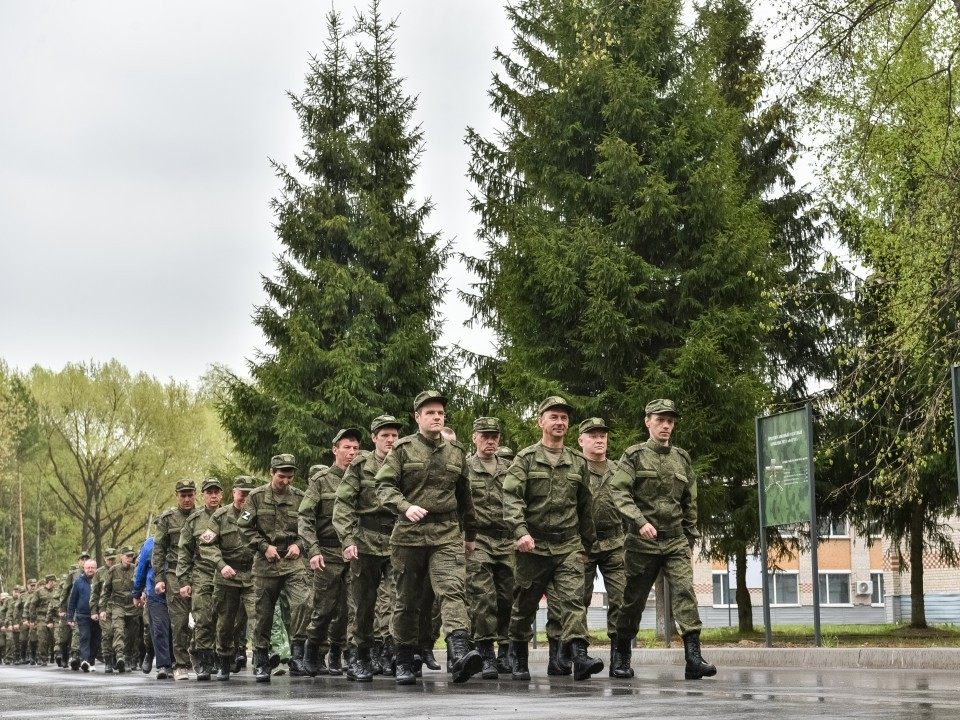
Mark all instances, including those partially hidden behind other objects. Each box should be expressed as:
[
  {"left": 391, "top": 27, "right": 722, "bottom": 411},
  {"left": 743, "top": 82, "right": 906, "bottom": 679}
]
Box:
[
  {"left": 133, "top": 536, "right": 173, "bottom": 679},
  {"left": 67, "top": 559, "right": 97, "bottom": 671}
]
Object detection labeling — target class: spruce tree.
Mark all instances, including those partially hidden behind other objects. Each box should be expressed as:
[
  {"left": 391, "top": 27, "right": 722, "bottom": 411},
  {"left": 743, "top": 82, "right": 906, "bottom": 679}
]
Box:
[{"left": 218, "top": 3, "right": 447, "bottom": 471}]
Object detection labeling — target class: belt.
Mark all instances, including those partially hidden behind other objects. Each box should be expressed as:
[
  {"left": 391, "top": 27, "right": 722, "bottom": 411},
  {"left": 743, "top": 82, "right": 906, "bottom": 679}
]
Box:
[
  {"left": 635, "top": 523, "right": 683, "bottom": 538},
  {"left": 528, "top": 526, "right": 577, "bottom": 544},
  {"left": 359, "top": 515, "right": 396, "bottom": 533},
  {"left": 596, "top": 526, "right": 624, "bottom": 541},
  {"left": 229, "top": 561, "right": 253, "bottom": 573},
  {"left": 476, "top": 526, "right": 512, "bottom": 540},
  {"left": 415, "top": 510, "right": 458, "bottom": 524},
  {"left": 166, "top": 560, "right": 177, "bottom": 570}
]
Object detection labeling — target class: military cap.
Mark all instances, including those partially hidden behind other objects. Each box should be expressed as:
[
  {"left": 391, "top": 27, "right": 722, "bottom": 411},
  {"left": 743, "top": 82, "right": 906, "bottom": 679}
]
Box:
[
  {"left": 332, "top": 427, "right": 363, "bottom": 445},
  {"left": 414, "top": 389, "right": 448, "bottom": 411},
  {"left": 44, "top": 574, "right": 57, "bottom": 583},
  {"left": 232, "top": 475, "right": 258, "bottom": 490},
  {"left": 175, "top": 479, "right": 197, "bottom": 493},
  {"left": 645, "top": 398, "right": 680, "bottom": 417},
  {"left": 472, "top": 416, "right": 502, "bottom": 433},
  {"left": 14, "top": 585, "right": 23, "bottom": 592},
  {"left": 27, "top": 578, "right": 37, "bottom": 586},
  {"left": 120, "top": 546, "right": 135, "bottom": 556},
  {"left": 77, "top": 550, "right": 90, "bottom": 560},
  {"left": 537, "top": 395, "right": 574, "bottom": 416},
  {"left": 201, "top": 477, "right": 223, "bottom": 492},
  {"left": 370, "top": 414, "right": 402, "bottom": 433},
  {"left": 579, "top": 417, "right": 610, "bottom": 435},
  {"left": 271, "top": 453, "right": 298, "bottom": 470},
  {"left": 496, "top": 446, "right": 515, "bottom": 460},
  {"left": 104, "top": 547, "right": 117, "bottom": 559}
]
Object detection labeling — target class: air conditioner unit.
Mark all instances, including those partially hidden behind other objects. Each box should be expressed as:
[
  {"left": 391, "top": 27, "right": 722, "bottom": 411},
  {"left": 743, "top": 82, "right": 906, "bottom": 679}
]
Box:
[{"left": 855, "top": 580, "right": 873, "bottom": 595}]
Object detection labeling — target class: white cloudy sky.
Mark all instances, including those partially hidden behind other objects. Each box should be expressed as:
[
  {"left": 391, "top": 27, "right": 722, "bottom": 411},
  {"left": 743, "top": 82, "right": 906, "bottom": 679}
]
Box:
[{"left": 0, "top": 1, "right": 511, "bottom": 383}]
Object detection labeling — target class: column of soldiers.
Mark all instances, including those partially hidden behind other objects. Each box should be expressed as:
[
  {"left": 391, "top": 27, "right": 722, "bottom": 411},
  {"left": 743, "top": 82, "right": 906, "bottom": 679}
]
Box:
[{"left": 0, "top": 392, "right": 716, "bottom": 686}]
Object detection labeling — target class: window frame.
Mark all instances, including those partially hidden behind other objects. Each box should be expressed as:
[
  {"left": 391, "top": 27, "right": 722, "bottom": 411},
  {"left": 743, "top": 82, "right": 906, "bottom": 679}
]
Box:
[
  {"left": 818, "top": 571, "right": 853, "bottom": 606},
  {"left": 767, "top": 570, "right": 800, "bottom": 607}
]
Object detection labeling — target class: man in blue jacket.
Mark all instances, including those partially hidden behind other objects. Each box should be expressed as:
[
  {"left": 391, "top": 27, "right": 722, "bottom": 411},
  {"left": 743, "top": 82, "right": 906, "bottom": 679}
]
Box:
[
  {"left": 133, "top": 536, "right": 173, "bottom": 679},
  {"left": 66, "top": 559, "right": 97, "bottom": 672}
]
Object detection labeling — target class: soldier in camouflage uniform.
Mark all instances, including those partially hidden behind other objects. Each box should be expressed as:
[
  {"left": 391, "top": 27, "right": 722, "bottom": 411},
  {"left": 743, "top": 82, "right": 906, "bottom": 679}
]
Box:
[
  {"left": 56, "top": 553, "right": 87, "bottom": 669},
  {"left": 89, "top": 548, "right": 117, "bottom": 671},
  {"left": 464, "top": 416, "right": 515, "bottom": 679},
  {"left": 298, "top": 429, "right": 361, "bottom": 678},
  {"left": 0, "top": 593, "right": 7, "bottom": 664},
  {"left": 503, "top": 395, "right": 603, "bottom": 681},
  {"left": 333, "top": 414, "right": 402, "bottom": 681},
  {"left": 374, "top": 390, "right": 482, "bottom": 685},
  {"left": 36, "top": 574, "right": 60, "bottom": 666},
  {"left": 238, "top": 453, "right": 313, "bottom": 683},
  {"left": 102, "top": 547, "right": 139, "bottom": 672},
  {"left": 10, "top": 585, "right": 24, "bottom": 664},
  {"left": 178, "top": 477, "right": 224, "bottom": 680},
  {"left": 21, "top": 579, "right": 38, "bottom": 665},
  {"left": 609, "top": 399, "right": 716, "bottom": 680},
  {"left": 208, "top": 475, "right": 258, "bottom": 680},
  {"left": 1, "top": 589, "right": 18, "bottom": 665},
  {"left": 152, "top": 480, "right": 196, "bottom": 680}
]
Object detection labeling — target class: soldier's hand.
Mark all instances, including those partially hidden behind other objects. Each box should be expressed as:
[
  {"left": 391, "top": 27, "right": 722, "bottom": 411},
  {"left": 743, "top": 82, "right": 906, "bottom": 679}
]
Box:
[
  {"left": 309, "top": 554, "right": 325, "bottom": 571},
  {"left": 638, "top": 523, "right": 657, "bottom": 540},
  {"left": 464, "top": 540, "right": 476, "bottom": 557},
  {"left": 59, "top": 611, "right": 65, "bottom": 618},
  {"left": 580, "top": 553, "right": 589, "bottom": 564},
  {"left": 155, "top": 581, "right": 166, "bottom": 594},
  {"left": 343, "top": 545, "right": 358, "bottom": 562},
  {"left": 67, "top": 621, "right": 74, "bottom": 627},
  {"left": 405, "top": 505, "right": 428, "bottom": 522},
  {"left": 180, "top": 585, "right": 192, "bottom": 598},
  {"left": 47, "top": 623, "right": 53, "bottom": 629},
  {"left": 517, "top": 534, "right": 535, "bottom": 552},
  {"left": 264, "top": 545, "right": 281, "bottom": 562},
  {"left": 91, "top": 614, "right": 98, "bottom": 621},
  {"left": 285, "top": 544, "right": 301, "bottom": 560},
  {"left": 221, "top": 565, "right": 237, "bottom": 580}
]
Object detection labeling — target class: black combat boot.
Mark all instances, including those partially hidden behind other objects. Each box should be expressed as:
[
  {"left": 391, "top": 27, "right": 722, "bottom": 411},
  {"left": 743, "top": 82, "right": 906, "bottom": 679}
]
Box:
[
  {"left": 116, "top": 654, "right": 126, "bottom": 673},
  {"left": 510, "top": 640, "right": 530, "bottom": 681},
  {"left": 611, "top": 636, "right": 634, "bottom": 678},
  {"left": 216, "top": 654, "right": 232, "bottom": 681},
  {"left": 103, "top": 654, "right": 114, "bottom": 674},
  {"left": 233, "top": 648, "right": 246, "bottom": 673},
  {"left": 447, "top": 630, "right": 482, "bottom": 684},
  {"left": 683, "top": 630, "right": 716, "bottom": 680},
  {"left": 303, "top": 639, "right": 321, "bottom": 677},
  {"left": 54, "top": 649, "right": 62, "bottom": 668},
  {"left": 253, "top": 649, "right": 271, "bottom": 683},
  {"left": 380, "top": 636, "right": 395, "bottom": 677},
  {"left": 496, "top": 642, "right": 513, "bottom": 674},
  {"left": 394, "top": 644, "right": 417, "bottom": 686},
  {"left": 142, "top": 650, "right": 154, "bottom": 673},
  {"left": 345, "top": 645, "right": 360, "bottom": 681},
  {"left": 289, "top": 639, "right": 310, "bottom": 677},
  {"left": 370, "top": 640, "right": 383, "bottom": 675},
  {"left": 556, "top": 638, "right": 572, "bottom": 675},
  {"left": 69, "top": 651, "right": 80, "bottom": 671},
  {"left": 477, "top": 640, "right": 498, "bottom": 680},
  {"left": 268, "top": 652, "right": 281, "bottom": 669},
  {"left": 29, "top": 641, "right": 38, "bottom": 665},
  {"left": 355, "top": 646, "right": 373, "bottom": 682},
  {"left": 569, "top": 639, "right": 603, "bottom": 681},
  {"left": 327, "top": 644, "right": 343, "bottom": 676},
  {"left": 422, "top": 647, "right": 441, "bottom": 671},
  {"left": 195, "top": 650, "right": 212, "bottom": 681},
  {"left": 546, "top": 637, "right": 569, "bottom": 675},
  {"left": 60, "top": 643, "right": 71, "bottom": 669}
]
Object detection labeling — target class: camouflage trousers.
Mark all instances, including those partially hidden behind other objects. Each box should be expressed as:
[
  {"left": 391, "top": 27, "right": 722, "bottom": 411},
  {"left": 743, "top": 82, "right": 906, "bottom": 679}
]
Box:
[
  {"left": 306, "top": 547, "right": 349, "bottom": 653},
  {"left": 55, "top": 617, "right": 71, "bottom": 651},
  {"left": 190, "top": 580, "right": 216, "bottom": 652},
  {"left": 98, "top": 611, "right": 113, "bottom": 658},
  {"left": 616, "top": 535, "right": 702, "bottom": 638},
  {"left": 3, "top": 630, "right": 16, "bottom": 662},
  {"left": 390, "top": 542, "right": 470, "bottom": 647},
  {"left": 38, "top": 623, "right": 55, "bottom": 660},
  {"left": 546, "top": 544, "right": 626, "bottom": 640},
  {"left": 164, "top": 571, "right": 193, "bottom": 669},
  {"left": 348, "top": 552, "right": 394, "bottom": 648},
  {"left": 466, "top": 535, "right": 514, "bottom": 643},
  {"left": 108, "top": 609, "right": 139, "bottom": 662},
  {"left": 510, "top": 549, "right": 588, "bottom": 643},
  {"left": 373, "top": 567, "right": 394, "bottom": 642},
  {"left": 213, "top": 578, "right": 254, "bottom": 658},
  {"left": 252, "top": 569, "right": 312, "bottom": 651}
]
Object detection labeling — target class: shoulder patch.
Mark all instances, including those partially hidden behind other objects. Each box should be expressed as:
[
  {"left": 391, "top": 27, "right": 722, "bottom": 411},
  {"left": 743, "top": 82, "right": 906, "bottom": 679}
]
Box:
[{"left": 239, "top": 510, "right": 253, "bottom": 522}]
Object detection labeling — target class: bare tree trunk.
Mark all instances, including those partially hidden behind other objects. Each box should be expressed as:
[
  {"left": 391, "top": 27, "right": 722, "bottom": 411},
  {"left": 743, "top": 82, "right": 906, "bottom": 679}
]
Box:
[
  {"left": 909, "top": 502, "right": 926, "bottom": 628},
  {"left": 954, "top": 0, "right": 960, "bottom": 23},
  {"left": 735, "top": 545, "right": 754, "bottom": 632},
  {"left": 17, "top": 457, "right": 26, "bottom": 586}
]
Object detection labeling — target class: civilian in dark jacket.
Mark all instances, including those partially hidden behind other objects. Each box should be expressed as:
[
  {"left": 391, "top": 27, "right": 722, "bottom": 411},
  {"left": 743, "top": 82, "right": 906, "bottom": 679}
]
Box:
[{"left": 67, "top": 559, "right": 98, "bottom": 671}]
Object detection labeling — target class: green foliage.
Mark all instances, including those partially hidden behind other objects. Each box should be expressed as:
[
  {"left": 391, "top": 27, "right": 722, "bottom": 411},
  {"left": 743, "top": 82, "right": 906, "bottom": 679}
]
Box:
[{"left": 218, "top": 2, "right": 448, "bottom": 471}]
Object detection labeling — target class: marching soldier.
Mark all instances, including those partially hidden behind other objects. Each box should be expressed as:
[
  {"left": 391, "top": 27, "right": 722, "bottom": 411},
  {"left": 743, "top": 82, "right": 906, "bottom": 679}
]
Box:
[
  {"left": 22, "top": 579, "right": 38, "bottom": 665},
  {"left": 102, "top": 547, "right": 139, "bottom": 672},
  {"left": 36, "top": 574, "right": 60, "bottom": 666}
]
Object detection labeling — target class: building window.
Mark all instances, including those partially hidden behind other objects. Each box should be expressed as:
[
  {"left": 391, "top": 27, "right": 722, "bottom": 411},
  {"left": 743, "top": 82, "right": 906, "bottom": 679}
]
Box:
[
  {"left": 819, "top": 572, "right": 851, "bottom": 604},
  {"left": 767, "top": 572, "right": 799, "bottom": 606},
  {"left": 818, "top": 517, "right": 849, "bottom": 538},
  {"left": 712, "top": 572, "right": 735, "bottom": 607},
  {"left": 871, "top": 572, "right": 885, "bottom": 606}
]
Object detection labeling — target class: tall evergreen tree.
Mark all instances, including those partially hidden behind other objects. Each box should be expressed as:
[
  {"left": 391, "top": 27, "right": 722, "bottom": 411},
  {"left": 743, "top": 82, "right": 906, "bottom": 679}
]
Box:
[{"left": 218, "top": 3, "right": 448, "bottom": 471}]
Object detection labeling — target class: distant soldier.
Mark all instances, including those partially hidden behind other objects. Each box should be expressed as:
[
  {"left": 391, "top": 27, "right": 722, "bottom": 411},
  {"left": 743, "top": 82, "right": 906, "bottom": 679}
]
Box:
[
  {"left": 465, "top": 416, "right": 515, "bottom": 679},
  {"left": 178, "top": 477, "right": 224, "bottom": 680},
  {"left": 56, "top": 552, "right": 89, "bottom": 669},
  {"left": 90, "top": 548, "right": 117, "bottom": 672},
  {"left": 36, "top": 574, "right": 60, "bottom": 666},
  {"left": 299, "top": 429, "right": 362, "bottom": 677},
  {"left": 333, "top": 414, "right": 403, "bottom": 681},
  {"left": 21, "top": 579, "right": 39, "bottom": 665},
  {"left": 153, "top": 480, "right": 196, "bottom": 681},
  {"left": 609, "top": 399, "right": 716, "bottom": 680},
  {"left": 209, "top": 475, "right": 258, "bottom": 681},
  {"left": 238, "top": 454, "right": 312, "bottom": 682},
  {"left": 503, "top": 395, "right": 603, "bottom": 681},
  {"left": 102, "top": 547, "right": 139, "bottom": 672},
  {"left": 374, "top": 390, "right": 482, "bottom": 685}
]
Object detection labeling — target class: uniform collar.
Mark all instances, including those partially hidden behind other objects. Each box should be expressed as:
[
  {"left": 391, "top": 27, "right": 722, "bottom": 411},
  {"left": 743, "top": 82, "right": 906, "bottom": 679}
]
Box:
[{"left": 645, "top": 437, "right": 671, "bottom": 455}]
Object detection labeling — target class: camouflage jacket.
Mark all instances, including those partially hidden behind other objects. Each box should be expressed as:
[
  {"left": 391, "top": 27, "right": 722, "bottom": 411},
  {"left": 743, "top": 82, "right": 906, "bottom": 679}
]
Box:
[
  {"left": 333, "top": 451, "right": 395, "bottom": 556},
  {"left": 238, "top": 483, "right": 307, "bottom": 577},
  {"left": 103, "top": 563, "right": 138, "bottom": 617},
  {"left": 298, "top": 464, "right": 346, "bottom": 557},
  {"left": 208, "top": 504, "right": 255, "bottom": 588},
  {"left": 587, "top": 458, "right": 626, "bottom": 554},
  {"left": 153, "top": 506, "right": 193, "bottom": 574}
]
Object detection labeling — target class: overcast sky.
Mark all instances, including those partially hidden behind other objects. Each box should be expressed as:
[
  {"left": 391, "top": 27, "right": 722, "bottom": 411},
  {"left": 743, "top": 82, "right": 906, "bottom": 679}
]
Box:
[{"left": 0, "top": 1, "right": 511, "bottom": 384}]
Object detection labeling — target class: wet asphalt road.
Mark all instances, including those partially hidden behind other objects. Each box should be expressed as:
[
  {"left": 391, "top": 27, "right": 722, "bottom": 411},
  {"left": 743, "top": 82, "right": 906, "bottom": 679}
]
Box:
[{"left": 1, "top": 659, "right": 958, "bottom": 719}]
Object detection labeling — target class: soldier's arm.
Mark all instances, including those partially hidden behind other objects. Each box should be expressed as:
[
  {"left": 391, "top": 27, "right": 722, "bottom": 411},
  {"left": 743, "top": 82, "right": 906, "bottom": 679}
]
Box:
[
  {"left": 89, "top": 572, "right": 102, "bottom": 614},
  {"left": 237, "top": 493, "right": 269, "bottom": 553},
  {"left": 609, "top": 451, "right": 648, "bottom": 527},
  {"left": 152, "top": 515, "right": 167, "bottom": 572},
  {"left": 176, "top": 520, "right": 195, "bottom": 585},
  {"left": 332, "top": 466, "right": 362, "bottom": 550},
  {"left": 297, "top": 485, "right": 323, "bottom": 559},
  {"left": 576, "top": 462, "right": 598, "bottom": 549},
  {"left": 374, "top": 447, "right": 412, "bottom": 516},
  {"left": 501, "top": 455, "right": 530, "bottom": 540},
  {"left": 455, "top": 455, "right": 478, "bottom": 542},
  {"left": 679, "top": 452, "right": 700, "bottom": 544}
]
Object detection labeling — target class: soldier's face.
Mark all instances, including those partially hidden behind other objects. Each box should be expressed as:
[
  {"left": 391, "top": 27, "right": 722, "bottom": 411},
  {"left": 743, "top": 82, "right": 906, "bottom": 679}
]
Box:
[
  {"left": 233, "top": 488, "right": 249, "bottom": 508},
  {"left": 578, "top": 430, "right": 607, "bottom": 460},
  {"left": 46, "top": 581, "right": 56, "bottom": 590},
  {"left": 538, "top": 410, "right": 569, "bottom": 440},
  {"left": 333, "top": 438, "right": 360, "bottom": 469},
  {"left": 415, "top": 402, "right": 446, "bottom": 438},
  {"left": 472, "top": 431, "right": 500, "bottom": 459},
  {"left": 106, "top": 557, "right": 116, "bottom": 567},
  {"left": 271, "top": 468, "right": 295, "bottom": 492},
  {"left": 372, "top": 428, "right": 399, "bottom": 457},
  {"left": 645, "top": 413, "right": 676, "bottom": 445},
  {"left": 203, "top": 488, "right": 222, "bottom": 510},
  {"left": 177, "top": 491, "right": 195, "bottom": 511},
  {"left": 121, "top": 554, "right": 134, "bottom": 567}
]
